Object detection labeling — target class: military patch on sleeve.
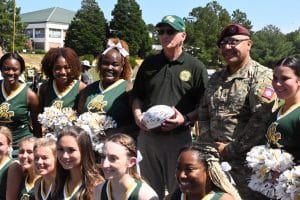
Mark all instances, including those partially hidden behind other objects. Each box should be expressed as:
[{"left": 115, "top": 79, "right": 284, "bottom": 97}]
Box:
[{"left": 261, "top": 85, "right": 275, "bottom": 100}]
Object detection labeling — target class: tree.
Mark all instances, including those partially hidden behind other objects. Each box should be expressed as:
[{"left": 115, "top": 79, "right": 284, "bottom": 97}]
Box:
[
  {"left": 0, "top": 1, "right": 27, "bottom": 52},
  {"left": 231, "top": 9, "right": 252, "bottom": 30},
  {"left": 109, "top": 0, "right": 152, "bottom": 58},
  {"left": 286, "top": 28, "right": 300, "bottom": 57},
  {"left": 251, "top": 25, "right": 294, "bottom": 68},
  {"left": 185, "top": 1, "right": 231, "bottom": 67},
  {"left": 64, "top": 0, "right": 107, "bottom": 56}
]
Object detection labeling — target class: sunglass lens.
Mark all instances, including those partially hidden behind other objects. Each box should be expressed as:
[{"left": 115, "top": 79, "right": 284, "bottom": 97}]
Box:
[{"left": 157, "top": 29, "right": 176, "bottom": 35}]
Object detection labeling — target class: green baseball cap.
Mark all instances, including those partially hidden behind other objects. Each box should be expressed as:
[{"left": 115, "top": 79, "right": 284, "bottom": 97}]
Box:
[{"left": 156, "top": 15, "right": 186, "bottom": 32}]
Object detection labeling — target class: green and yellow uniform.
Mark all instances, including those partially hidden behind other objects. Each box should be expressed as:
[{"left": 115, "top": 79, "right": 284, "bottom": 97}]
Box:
[
  {"left": 59, "top": 181, "right": 82, "bottom": 200},
  {"left": 80, "top": 79, "right": 137, "bottom": 138},
  {"left": 266, "top": 104, "right": 300, "bottom": 164},
  {"left": 0, "top": 81, "right": 32, "bottom": 157},
  {"left": 41, "top": 80, "right": 80, "bottom": 110},
  {"left": 0, "top": 158, "right": 12, "bottom": 200},
  {"left": 100, "top": 179, "right": 143, "bottom": 200},
  {"left": 170, "top": 189, "right": 225, "bottom": 200},
  {"left": 19, "top": 176, "right": 35, "bottom": 200}
]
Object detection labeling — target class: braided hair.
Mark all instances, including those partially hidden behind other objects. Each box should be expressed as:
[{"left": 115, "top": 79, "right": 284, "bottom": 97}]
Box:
[
  {"left": 179, "top": 142, "right": 241, "bottom": 200},
  {"left": 104, "top": 133, "right": 140, "bottom": 180}
]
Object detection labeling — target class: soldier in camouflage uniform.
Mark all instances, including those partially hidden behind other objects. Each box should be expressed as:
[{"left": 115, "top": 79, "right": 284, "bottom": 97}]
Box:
[{"left": 198, "top": 24, "right": 278, "bottom": 200}]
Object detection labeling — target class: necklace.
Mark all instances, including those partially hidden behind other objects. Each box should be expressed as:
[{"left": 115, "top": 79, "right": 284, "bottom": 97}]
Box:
[{"left": 107, "top": 180, "right": 137, "bottom": 200}]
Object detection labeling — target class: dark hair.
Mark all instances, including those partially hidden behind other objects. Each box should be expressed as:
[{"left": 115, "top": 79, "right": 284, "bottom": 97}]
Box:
[
  {"left": 52, "top": 126, "right": 102, "bottom": 200},
  {"left": 275, "top": 56, "right": 300, "bottom": 77},
  {"left": 178, "top": 142, "right": 220, "bottom": 170},
  {"left": 41, "top": 47, "right": 81, "bottom": 80},
  {"left": 0, "top": 52, "right": 26, "bottom": 73}
]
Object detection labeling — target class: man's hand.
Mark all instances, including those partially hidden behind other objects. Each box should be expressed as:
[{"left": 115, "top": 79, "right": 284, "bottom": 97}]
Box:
[
  {"left": 161, "top": 108, "right": 185, "bottom": 132},
  {"left": 134, "top": 112, "right": 149, "bottom": 131}
]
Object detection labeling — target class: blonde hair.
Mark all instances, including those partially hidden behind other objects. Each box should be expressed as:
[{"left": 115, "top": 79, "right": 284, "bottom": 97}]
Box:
[
  {"left": 18, "top": 136, "right": 36, "bottom": 147},
  {"left": 34, "top": 137, "right": 57, "bottom": 158},
  {"left": 0, "top": 126, "right": 12, "bottom": 145}
]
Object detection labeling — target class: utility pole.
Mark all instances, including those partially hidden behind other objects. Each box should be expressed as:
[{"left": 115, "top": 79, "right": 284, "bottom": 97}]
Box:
[{"left": 12, "top": 0, "right": 16, "bottom": 52}]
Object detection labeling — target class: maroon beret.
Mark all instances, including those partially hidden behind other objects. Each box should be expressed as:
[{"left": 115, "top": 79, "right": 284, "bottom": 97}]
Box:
[{"left": 218, "top": 24, "right": 250, "bottom": 45}]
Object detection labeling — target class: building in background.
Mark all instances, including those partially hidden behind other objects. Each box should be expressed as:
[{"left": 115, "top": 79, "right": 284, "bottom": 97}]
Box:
[{"left": 21, "top": 7, "right": 75, "bottom": 51}]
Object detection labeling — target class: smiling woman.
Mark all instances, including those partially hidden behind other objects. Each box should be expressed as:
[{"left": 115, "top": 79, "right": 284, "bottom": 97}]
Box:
[
  {"left": 77, "top": 38, "right": 138, "bottom": 140},
  {"left": 39, "top": 47, "right": 86, "bottom": 112},
  {"left": 52, "top": 126, "right": 103, "bottom": 200},
  {"left": 168, "top": 142, "right": 241, "bottom": 200},
  {"left": 33, "top": 138, "right": 57, "bottom": 200},
  {"left": 0, "top": 53, "right": 41, "bottom": 157},
  {"left": 93, "top": 133, "right": 158, "bottom": 200}
]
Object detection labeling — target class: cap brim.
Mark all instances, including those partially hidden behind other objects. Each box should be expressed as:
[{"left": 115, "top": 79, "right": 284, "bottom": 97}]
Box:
[{"left": 156, "top": 22, "right": 169, "bottom": 28}]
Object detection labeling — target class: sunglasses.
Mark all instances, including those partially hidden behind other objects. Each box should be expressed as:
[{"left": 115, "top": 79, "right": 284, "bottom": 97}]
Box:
[
  {"left": 218, "top": 39, "right": 249, "bottom": 48},
  {"left": 157, "top": 29, "right": 178, "bottom": 36}
]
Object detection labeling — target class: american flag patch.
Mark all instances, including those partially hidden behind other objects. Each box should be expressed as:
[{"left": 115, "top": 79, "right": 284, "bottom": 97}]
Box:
[{"left": 262, "top": 85, "right": 275, "bottom": 100}]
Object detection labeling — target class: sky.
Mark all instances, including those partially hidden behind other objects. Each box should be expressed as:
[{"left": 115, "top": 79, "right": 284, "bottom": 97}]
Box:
[{"left": 15, "top": 0, "right": 299, "bottom": 34}]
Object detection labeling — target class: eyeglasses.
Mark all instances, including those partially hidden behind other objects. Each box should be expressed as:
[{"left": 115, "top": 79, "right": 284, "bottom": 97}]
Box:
[
  {"left": 157, "top": 29, "right": 177, "bottom": 36},
  {"left": 218, "top": 39, "right": 249, "bottom": 48}
]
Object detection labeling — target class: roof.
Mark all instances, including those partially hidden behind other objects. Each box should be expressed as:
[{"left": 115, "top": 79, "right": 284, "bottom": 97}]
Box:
[{"left": 20, "top": 7, "right": 75, "bottom": 24}]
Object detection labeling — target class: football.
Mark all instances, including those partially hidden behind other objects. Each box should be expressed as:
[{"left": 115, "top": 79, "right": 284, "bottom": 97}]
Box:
[{"left": 142, "top": 105, "right": 175, "bottom": 129}]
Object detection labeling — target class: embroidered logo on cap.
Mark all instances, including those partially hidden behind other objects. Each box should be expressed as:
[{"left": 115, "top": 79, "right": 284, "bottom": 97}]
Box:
[
  {"left": 262, "top": 85, "right": 275, "bottom": 100},
  {"left": 165, "top": 15, "right": 175, "bottom": 23}
]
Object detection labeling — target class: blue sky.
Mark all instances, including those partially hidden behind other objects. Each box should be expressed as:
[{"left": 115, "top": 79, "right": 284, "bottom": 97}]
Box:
[{"left": 16, "top": 0, "right": 299, "bottom": 33}]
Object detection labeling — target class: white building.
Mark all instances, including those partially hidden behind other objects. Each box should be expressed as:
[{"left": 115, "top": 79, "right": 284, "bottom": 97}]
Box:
[{"left": 21, "top": 7, "right": 75, "bottom": 51}]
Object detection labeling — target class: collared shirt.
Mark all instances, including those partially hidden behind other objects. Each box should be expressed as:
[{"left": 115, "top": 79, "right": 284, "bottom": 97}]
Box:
[{"left": 132, "top": 51, "right": 208, "bottom": 115}]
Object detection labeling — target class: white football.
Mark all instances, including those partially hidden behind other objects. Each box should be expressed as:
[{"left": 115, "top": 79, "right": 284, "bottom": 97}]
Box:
[{"left": 142, "top": 105, "right": 175, "bottom": 129}]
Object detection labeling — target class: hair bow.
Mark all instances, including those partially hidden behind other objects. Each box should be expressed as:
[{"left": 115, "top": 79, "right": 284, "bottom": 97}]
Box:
[{"left": 102, "top": 40, "right": 129, "bottom": 57}]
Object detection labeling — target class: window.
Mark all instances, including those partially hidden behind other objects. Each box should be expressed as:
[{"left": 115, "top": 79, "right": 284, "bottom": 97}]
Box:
[
  {"left": 49, "top": 28, "right": 61, "bottom": 38},
  {"left": 24, "top": 29, "right": 33, "bottom": 38},
  {"left": 35, "top": 28, "right": 45, "bottom": 38}
]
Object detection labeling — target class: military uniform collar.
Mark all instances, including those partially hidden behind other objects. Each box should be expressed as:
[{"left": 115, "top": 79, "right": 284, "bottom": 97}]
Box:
[{"left": 223, "top": 59, "right": 255, "bottom": 82}]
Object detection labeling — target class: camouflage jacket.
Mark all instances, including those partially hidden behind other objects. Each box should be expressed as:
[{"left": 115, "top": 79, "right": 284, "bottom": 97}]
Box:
[{"left": 198, "top": 59, "right": 278, "bottom": 160}]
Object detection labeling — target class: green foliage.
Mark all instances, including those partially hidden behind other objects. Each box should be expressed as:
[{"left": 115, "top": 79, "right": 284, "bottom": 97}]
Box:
[
  {"left": 109, "top": 0, "right": 152, "bottom": 58},
  {"left": 0, "top": 1, "right": 27, "bottom": 52},
  {"left": 129, "top": 56, "right": 137, "bottom": 68},
  {"left": 286, "top": 28, "right": 300, "bottom": 57},
  {"left": 231, "top": 9, "right": 252, "bottom": 30},
  {"left": 185, "top": 1, "right": 231, "bottom": 66},
  {"left": 33, "top": 49, "right": 46, "bottom": 54},
  {"left": 64, "top": 0, "right": 107, "bottom": 56},
  {"left": 147, "top": 23, "right": 159, "bottom": 45},
  {"left": 251, "top": 25, "right": 294, "bottom": 68}
]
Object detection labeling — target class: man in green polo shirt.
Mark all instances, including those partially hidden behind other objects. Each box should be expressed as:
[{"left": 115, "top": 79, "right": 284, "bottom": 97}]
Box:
[{"left": 131, "top": 15, "right": 208, "bottom": 198}]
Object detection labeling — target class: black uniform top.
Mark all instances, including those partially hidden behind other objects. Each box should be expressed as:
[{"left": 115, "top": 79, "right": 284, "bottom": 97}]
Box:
[{"left": 132, "top": 50, "right": 208, "bottom": 115}]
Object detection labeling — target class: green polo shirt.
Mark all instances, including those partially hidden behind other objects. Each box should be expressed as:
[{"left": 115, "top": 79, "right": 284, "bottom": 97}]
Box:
[{"left": 132, "top": 51, "right": 208, "bottom": 115}]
